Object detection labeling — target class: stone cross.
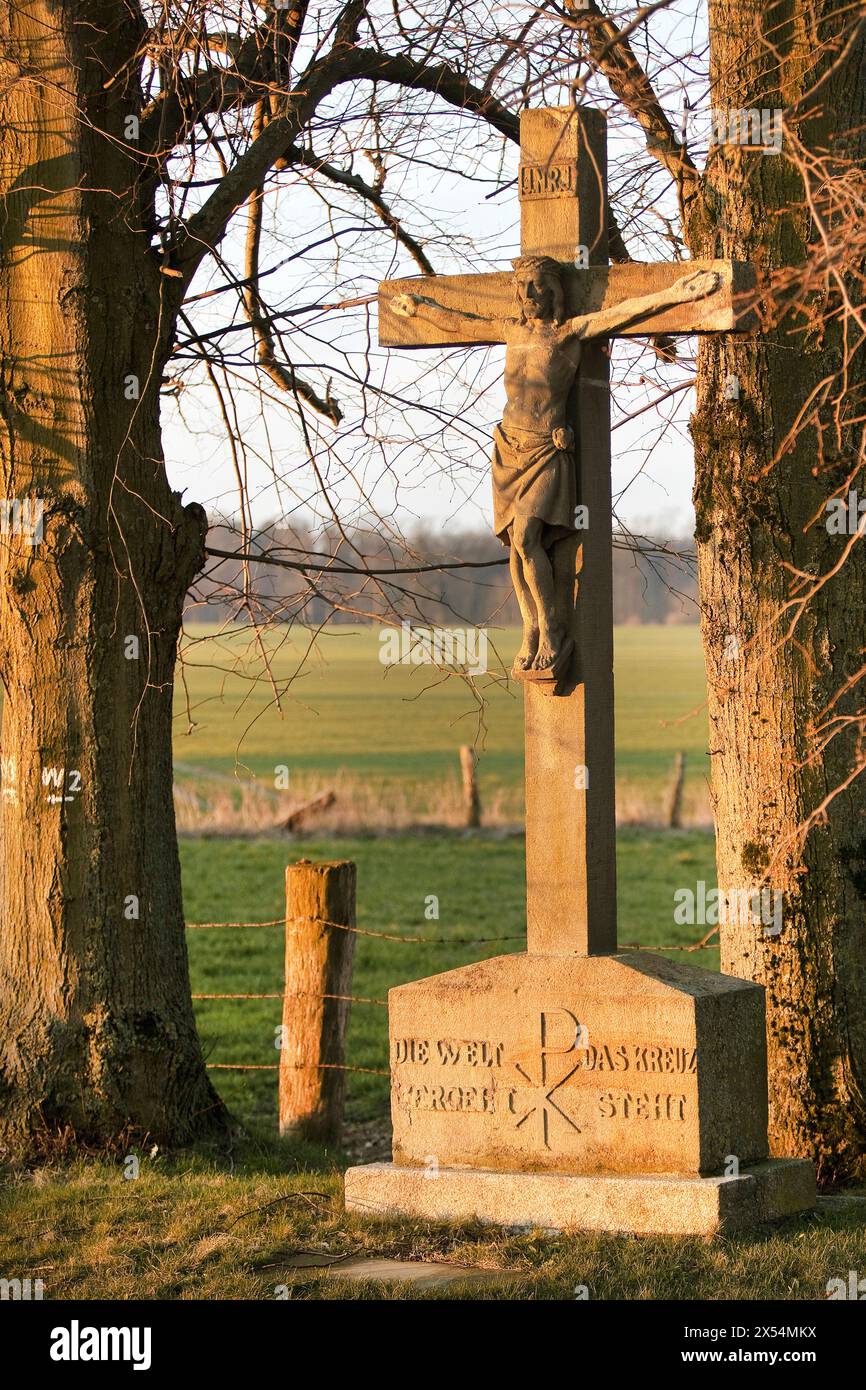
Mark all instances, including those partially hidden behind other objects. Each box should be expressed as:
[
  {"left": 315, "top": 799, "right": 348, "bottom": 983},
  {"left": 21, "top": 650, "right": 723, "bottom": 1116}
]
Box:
[
  {"left": 348, "top": 142, "right": 814, "bottom": 1232},
  {"left": 379, "top": 106, "right": 754, "bottom": 959}
]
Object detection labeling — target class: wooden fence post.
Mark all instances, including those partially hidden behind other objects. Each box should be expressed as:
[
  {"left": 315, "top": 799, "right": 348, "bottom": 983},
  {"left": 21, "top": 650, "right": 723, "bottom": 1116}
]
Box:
[
  {"left": 279, "top": 858, "right": 357, "bottom": 1143},
  {"left": 459, "top": 745, "right": 481, "bottom": 828},
  {"left": 665, "top": 751, "right": 686, "bottom": 829}
]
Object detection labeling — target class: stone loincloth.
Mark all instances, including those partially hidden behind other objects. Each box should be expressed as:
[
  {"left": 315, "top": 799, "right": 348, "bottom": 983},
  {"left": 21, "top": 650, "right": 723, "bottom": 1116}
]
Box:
[{"left": 492, "top": 422, "right": 577, "bottom": 547}]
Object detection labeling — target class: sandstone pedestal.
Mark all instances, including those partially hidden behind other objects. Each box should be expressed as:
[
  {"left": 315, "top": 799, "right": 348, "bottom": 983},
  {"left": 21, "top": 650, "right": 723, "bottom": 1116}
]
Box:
[
  {"left": 344, "top": 952, "right": 816, "bottom": 1236},
  {"left": 345, "top": 1158, "right": 815, "bottom": 1237}
]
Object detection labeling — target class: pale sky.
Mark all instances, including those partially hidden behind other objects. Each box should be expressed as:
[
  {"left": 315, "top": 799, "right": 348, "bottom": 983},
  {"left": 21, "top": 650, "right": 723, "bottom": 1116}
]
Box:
[{"left": 163, "top": 2, "right": 710, "bottom": 544}]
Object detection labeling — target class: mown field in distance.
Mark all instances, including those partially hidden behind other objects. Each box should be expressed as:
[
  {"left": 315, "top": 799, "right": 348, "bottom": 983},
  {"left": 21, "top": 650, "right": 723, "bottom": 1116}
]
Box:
[
  {"left": 175, "top": 622, "right": 709, "bottom": 789},
  {"left": 174, "top": 623, "right": 711, "bottom": 829},
  {"left": 175, "top": 621, "right": 717, "bottom": 1131}
]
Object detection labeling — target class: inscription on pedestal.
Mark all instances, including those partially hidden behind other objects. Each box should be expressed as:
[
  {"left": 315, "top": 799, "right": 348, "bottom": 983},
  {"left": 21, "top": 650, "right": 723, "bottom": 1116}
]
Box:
[
  {"left": 392, "top": 1018, "right": 697, "bottom": 1150},
  {"left": 388, "top": 954, "right": 769, "bottom": 1178}
]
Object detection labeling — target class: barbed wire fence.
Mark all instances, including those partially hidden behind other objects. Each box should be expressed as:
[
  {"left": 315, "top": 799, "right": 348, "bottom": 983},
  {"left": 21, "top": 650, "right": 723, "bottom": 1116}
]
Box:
[{"left": 186, "top": 908, "right": 720, "bottom": 1093}]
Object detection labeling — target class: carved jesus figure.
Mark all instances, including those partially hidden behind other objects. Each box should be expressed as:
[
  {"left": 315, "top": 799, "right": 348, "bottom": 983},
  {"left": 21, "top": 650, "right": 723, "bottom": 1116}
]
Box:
[{"left": 392, "top": 258, "right": 720, "bottom": 682}]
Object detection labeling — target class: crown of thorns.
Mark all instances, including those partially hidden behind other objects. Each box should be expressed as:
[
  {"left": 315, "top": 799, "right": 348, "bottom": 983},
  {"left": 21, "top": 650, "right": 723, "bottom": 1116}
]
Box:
[
  {"left": 511, "top": 255, "right": 565, "bottom": 321},
  {"left": 511, "top": 255, "right": 564, "bottom": 280}
]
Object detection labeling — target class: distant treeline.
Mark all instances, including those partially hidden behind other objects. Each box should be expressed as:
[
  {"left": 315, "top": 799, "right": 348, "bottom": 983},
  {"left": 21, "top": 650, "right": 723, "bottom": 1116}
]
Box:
[{"left": 196, "top": 521, "right": 699, "bottom": 627}]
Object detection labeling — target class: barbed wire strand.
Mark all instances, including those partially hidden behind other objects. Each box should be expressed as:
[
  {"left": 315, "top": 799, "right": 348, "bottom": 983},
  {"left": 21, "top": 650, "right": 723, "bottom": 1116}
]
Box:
[
  {"left": 187, "top": 917, "right": 720, "bottom": 951},
  {"left": 206, "top": 1062, "right": 389, "bottom": 1075},
  {"left": 193, "top": 991, "right": 387, "bottom": 1004}
]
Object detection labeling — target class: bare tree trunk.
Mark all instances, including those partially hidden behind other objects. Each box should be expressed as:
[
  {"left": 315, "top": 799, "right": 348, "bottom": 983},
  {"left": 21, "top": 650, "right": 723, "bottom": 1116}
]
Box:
[
  {"left": 689, "top": 0, "right": 866, "bottom": 1180},
  {"left": 0, "top": 0, "right": 223, "bottom": 1152}
]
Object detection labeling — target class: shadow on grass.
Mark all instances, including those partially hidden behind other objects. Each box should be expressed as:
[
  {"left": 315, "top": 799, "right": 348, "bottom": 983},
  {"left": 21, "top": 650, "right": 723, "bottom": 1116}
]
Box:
[{"left": 2, "top": 1128, "right": 864, "bottom": 1300}]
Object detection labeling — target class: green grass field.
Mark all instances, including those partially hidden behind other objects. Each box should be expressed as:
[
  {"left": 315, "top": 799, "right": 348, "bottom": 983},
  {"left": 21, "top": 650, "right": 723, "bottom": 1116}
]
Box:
[
  {"left": 182, "top": 829, "right": 719, "bottom": 1132},
  {"left": 175, "top": 623, "right": 710, "bottom": 800},
  {"left": 176, "top": 622, "right": 717, "bottom": 1131},
  {"left": 11, "top": 620, "right": 857, "bottom": 1304}
]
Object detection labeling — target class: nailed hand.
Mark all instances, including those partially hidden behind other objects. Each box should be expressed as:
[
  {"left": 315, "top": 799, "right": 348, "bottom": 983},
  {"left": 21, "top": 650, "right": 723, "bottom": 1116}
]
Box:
[
  {"left": 679, "top": 269, "right": 722, "bottom": 301},
  {"left": 391, "top": 293, "right": 418, "bottom": 318}
]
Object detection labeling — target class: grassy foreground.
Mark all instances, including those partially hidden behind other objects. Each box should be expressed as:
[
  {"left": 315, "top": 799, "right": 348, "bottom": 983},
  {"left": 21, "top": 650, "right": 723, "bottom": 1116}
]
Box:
[
  {"left": 3, "top": 829, "right": 863, "bottom": 1301},
  {"left": 4, "top": 631, "right": 859, "bottom": 1300},
  {"left": 1, "top": 1147, "right": 863, "bottom": 1300}
]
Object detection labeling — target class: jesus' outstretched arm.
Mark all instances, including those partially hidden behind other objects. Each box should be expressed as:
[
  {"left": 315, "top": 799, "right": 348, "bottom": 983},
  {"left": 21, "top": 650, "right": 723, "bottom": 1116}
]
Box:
[
  {"left": 390, "top": 292, "right": 504, "bottom": 336},
  {"left": 557, "top": 269, "right": 722, "bottom": 343}
]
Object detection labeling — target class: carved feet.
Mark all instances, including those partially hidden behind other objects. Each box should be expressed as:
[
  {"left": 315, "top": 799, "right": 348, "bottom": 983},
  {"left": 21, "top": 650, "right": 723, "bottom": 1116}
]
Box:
[
  {"left": 512, "top": 628, "right": 575, "bottom": 690},
  {"left": 514, "top": 626, "right": 540, "bottom": 672}
]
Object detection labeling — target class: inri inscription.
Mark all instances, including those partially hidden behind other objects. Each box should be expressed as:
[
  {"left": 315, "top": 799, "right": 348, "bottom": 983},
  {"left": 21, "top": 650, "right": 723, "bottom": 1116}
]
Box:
[{"left": 518, "top": 161, "right": 577, "bottom": 200}]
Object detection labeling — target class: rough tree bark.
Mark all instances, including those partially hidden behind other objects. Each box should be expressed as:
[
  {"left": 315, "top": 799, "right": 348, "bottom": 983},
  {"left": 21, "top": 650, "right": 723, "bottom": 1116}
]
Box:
[
  {"left": 0, "top": 0, "right": 223, "bottom": 1151},
  {"left": 688, "top": 0, "right": 866, "bottom": 1180},
  {"left": 0, "top": 0, "right": 532, "bottom": 1158}
]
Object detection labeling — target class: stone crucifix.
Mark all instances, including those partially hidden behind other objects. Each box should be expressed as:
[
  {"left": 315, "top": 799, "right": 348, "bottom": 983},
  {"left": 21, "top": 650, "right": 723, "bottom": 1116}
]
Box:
[
  {"left": 379, "top": 106, "right": 754, "bottom": 957},
  {"left": 348, "top": 107, "right": 812, "bottom": 1234}
]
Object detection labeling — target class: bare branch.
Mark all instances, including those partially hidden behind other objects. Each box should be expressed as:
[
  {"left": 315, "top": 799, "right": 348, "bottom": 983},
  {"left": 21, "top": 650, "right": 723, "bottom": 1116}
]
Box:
[
  {"left": 173, "top": 36, "right": 640, "bottom": 285},
  {"left": 278, "top": 144, "right": 435, "bottom": 274},
  {"left": 563, "top": 0, "right": 702, "bottom": 219},
  {"left": 241, "top": 105, "right": 342, "bottom": 424}
]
